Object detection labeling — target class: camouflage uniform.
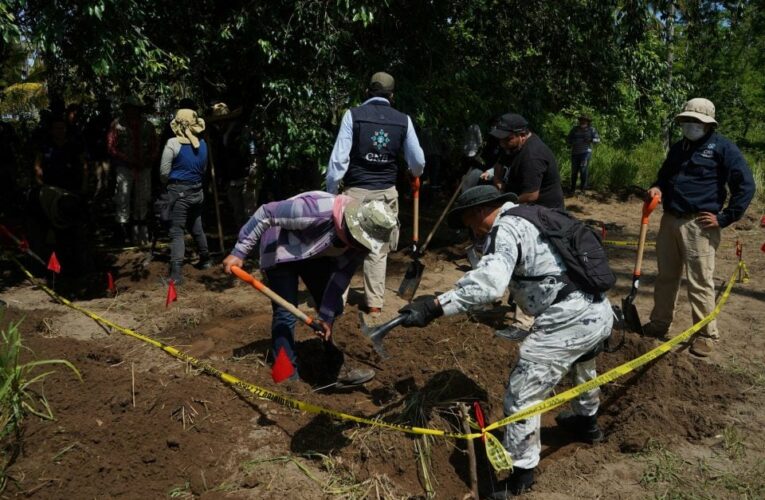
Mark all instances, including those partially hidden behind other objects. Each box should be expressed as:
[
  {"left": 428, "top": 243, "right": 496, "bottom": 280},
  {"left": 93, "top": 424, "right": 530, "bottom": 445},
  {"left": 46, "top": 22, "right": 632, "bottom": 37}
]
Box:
[{"left": 437, "top": 201, "right": 613, "bottom": 469}]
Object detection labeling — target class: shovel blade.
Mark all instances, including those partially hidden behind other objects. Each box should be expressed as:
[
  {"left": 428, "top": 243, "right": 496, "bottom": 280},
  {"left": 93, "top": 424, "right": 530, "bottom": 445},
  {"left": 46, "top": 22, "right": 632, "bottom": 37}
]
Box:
[
  {"left": 466, "top": 245, "right": 480, "bottom": 268},
  {"left": 621, "top": 297, "right": 643, "bottom": 335},
  {"left": 397, "top": 259, "right": 425, "bottom": 301}
]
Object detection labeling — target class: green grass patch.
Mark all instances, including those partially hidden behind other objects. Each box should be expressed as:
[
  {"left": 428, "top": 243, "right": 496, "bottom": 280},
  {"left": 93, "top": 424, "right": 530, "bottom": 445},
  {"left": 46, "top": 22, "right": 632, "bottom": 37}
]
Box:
[
  {"left": 0, "top": 315, "right": 82, "bottom": 492},
  {"left": 638, "top": 440, "right": 765, "bottom": 498}
]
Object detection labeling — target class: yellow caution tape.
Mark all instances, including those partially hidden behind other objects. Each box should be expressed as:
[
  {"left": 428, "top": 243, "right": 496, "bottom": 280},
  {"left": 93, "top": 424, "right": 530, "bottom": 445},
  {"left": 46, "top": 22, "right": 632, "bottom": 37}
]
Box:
[
  {"left": 483, "top": 260, "right": 744, "bottom": 432},
  {"left": 737, "top": 261, "right": 750, "bottom": 284},
  {"left": 485, "top": 432, "right": 513, "bottom": 471},
  {"left": 603, "top": 239, "right": 656, "bottom": 247},
  {"left": 7, "top": 256, "right": 746, "bottom": 471},
  {"left": 11, "top": 257, "right": 481, "bottom": 441}
]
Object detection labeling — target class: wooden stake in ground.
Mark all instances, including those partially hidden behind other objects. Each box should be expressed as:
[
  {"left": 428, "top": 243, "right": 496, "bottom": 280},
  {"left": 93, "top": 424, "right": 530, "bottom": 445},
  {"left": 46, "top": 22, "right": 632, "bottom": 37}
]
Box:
[
  {"left": 203, "top": 134, "right": 226, "bottom": 254},
  {"left": 459, "top": 403, "right": 479, "bottom": 500},
  {"left": 131, "top": 362, "right": 136, "bottom": 408}
]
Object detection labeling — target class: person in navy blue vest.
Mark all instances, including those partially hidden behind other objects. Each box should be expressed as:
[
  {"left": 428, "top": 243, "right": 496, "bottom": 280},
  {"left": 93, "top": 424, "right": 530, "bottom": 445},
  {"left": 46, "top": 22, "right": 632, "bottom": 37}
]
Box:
[
  {"left": 159, "top": 109, "right": 212, "bottom": 285},
  {"left": 326, "top": 72, "right": 425, "bottom": 318}
]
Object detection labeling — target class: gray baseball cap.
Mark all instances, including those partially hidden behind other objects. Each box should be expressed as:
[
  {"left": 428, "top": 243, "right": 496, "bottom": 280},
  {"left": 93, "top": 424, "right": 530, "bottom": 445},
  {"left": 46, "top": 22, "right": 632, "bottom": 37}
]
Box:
[{"left": 369, "top": 72, "right": 395, "bottom": 93}]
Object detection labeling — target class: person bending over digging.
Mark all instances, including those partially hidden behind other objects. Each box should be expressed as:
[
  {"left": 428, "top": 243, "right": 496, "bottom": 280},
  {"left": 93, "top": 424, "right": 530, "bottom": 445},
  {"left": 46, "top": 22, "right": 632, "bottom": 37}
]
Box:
[
  {"left": 222, "top": 191, "right": 397, "bottom": 388},
  {"left": 395, "top": 185, "right": 614, "bottom": 497}
]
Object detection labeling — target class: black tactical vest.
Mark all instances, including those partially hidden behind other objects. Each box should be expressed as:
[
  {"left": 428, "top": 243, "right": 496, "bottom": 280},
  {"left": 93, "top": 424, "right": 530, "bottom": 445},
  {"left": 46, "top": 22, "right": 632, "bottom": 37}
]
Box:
[{"left": 345, "top": 101, "right": 408, "bottom": 190}]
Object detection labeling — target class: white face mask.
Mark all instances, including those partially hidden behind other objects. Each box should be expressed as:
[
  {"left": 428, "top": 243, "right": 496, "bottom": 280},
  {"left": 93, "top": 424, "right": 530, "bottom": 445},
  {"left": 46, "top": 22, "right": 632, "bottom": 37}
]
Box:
[{"left": 681, "top": 122, "right": 707, "bottom": 141}]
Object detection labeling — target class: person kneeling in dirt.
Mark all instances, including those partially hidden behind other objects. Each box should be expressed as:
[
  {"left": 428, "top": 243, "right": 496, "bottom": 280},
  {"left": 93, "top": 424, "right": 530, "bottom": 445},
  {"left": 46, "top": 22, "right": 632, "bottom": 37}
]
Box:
[
  {"left": 222, "top": 191, "right": 397, "bottom": 387},
  {"left": 396, "top": 186, "right": 614, "bottom": 497}
]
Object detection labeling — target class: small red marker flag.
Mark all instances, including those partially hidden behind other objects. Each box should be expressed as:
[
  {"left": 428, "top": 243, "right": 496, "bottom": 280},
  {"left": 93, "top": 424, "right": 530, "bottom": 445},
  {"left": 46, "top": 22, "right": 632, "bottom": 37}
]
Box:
[
  {"left": 271, "top": 347, "right": 295, "bottom": 383},
  {"left": 107, "top": 272, "right": 116, "bottom": 294},
  {"left": 165, "top": 279, "right": 178, "bottom": 307},
  {"left": 47, "top": 252, "right": 61, "bottom": 274},
  {"left": 600, "top": 222, "right": 607, "bottom": 240},
  {"left": 761, "top": 242, "right": 765, "bottom": 253},
  {"left": 473, "top": 401, "right": 486, "bottom": 442}
]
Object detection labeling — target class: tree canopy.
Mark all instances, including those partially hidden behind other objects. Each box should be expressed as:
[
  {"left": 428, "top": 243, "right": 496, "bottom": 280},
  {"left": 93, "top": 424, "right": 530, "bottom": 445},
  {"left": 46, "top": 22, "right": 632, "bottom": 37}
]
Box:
[{"left": 2, "top": 0, "right": 764, "bottom": 176}]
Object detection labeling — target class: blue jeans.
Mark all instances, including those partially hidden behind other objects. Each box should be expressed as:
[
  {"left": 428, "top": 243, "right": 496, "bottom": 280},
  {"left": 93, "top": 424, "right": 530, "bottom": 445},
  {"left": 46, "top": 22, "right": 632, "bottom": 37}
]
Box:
[
  {"left": 264, "top": 258, "right": 343, "bottom": 367},
  {"left": 571, "top": 152, "right": 592, "bottom": 191}
]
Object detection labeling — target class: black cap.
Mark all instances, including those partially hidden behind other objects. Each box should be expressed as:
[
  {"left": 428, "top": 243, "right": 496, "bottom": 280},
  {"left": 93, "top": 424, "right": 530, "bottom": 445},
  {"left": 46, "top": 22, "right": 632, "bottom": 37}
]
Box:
[
  {"left": 489, "top": 113, "right": 529, "bottom": 139},
  {"left": 447, "top": 185, "right": 518, "bottom": 228}
]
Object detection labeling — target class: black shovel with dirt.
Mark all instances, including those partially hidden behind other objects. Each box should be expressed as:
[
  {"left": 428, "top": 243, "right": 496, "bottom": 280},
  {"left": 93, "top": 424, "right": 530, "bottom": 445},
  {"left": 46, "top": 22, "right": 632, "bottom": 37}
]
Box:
[
  {"left": 622, "top": 195, "right": 660, "bottom": 333},
  {"left": 397, "top": 176, "right": 466, "bottom": 301}
]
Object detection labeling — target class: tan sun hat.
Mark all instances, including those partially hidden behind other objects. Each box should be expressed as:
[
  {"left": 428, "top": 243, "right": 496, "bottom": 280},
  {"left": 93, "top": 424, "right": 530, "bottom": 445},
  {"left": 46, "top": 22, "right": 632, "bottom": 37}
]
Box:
[
  {"left": 170, "top": 108, "right": 206, "bottom": 148},
  {"left": 675, "top": 98, "right": 717, "bottom": 125},
  {"left": 343, "top": 199, "right": 397, "bottom": 253}
]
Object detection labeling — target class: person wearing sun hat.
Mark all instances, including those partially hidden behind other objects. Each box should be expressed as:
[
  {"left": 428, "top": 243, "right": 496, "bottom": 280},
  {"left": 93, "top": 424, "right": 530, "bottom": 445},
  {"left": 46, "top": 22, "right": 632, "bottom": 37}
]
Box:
[
  {"left": 159, "top": 108, "right": 211, "bottom": 285},
  {"left": 326, "top": 71, "right": 425, "bottom": 318},
  {"left": 222, "top": 191, "right": 397, "bottom": 387},
  {"left": 643, "top": 98, "right": 755, "bottom": 357},
  {"left": 396, "top": 185, "right": 614, "bottom": 496}
]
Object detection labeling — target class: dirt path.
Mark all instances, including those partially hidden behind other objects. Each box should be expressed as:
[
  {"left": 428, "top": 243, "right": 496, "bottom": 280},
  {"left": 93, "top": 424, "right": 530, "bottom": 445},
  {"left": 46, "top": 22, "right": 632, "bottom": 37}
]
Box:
[{"left": 2, "top": 192, "right": 764, "bottom": 499}]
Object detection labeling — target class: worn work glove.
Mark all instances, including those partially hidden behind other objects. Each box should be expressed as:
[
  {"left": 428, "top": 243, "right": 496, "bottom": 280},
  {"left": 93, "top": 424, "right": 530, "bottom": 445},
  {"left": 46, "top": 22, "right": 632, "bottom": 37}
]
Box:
[{"left": 398, "top": 297, "right": 443, "bottom": 328}]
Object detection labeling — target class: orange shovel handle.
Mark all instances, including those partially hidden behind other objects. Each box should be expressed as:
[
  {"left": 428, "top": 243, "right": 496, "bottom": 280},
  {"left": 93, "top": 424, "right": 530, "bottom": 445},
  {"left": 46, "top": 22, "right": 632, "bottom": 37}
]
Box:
[
  {"left": 231, "top": 265, "right": 321, "bottom": 331},
  {"left": 412, "top": 177, "right": 420, "bottom": 244},
  {"left": 641, "top": 195, "right": 660, "bottom": 224}
]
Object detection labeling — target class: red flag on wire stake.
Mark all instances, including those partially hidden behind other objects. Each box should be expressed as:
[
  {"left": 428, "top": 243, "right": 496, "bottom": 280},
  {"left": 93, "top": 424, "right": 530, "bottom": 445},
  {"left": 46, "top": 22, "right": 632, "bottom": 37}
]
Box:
[
  {"left": 473, "top": 401, "right": 486, "bottom": 442},
  {"left": 107, "top": 272, "right": 116, "bottom": 295},
  {"left": 600, "top": 222, "right": 607, "bottom": 240},
  {"left": 761, "top": 242, "right": 765, "bottom": 253},
  {"left": 165, "top": 279, "right": 178, "bottom": 307},
  {"left": 47, "top": 252, "right": 61, "bottom": 274},
  {"left": 271, "top": 347, "right": 295, "bottom": 383}
]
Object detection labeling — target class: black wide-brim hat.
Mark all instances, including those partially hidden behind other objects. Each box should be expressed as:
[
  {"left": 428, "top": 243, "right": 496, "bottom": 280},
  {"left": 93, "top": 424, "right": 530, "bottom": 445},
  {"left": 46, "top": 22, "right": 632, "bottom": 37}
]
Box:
[{"left": 447, "top": 185, "right": 518, "bottom": 228}]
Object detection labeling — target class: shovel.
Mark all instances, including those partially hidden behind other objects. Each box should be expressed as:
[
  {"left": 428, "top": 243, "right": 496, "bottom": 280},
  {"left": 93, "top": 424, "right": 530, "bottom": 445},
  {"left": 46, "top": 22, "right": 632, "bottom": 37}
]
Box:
[
  {"left": 397, "top": 176, "right": 465, "bottom": 301},
  {"left": 230, "top": 265, "right": 327, "bottom": 337},
  {"left": 622, "top": 195, "right": 660, "bottom": 334},
  {"left": 359, "top": 312, "right": 407, "bottom": 360}
]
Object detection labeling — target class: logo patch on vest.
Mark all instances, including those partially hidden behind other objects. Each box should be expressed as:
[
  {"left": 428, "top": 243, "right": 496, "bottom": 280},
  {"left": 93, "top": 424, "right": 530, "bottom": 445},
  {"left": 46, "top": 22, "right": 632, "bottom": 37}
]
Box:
[{"left": 371, "top": 129, "right": 390, "bottom": 150}]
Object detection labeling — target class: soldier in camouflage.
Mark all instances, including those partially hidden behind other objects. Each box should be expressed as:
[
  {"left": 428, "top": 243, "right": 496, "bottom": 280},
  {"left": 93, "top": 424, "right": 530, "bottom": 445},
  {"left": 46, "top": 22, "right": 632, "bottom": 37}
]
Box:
[{"left": 397, "top": 185, "right": 614, "bottom": 497}]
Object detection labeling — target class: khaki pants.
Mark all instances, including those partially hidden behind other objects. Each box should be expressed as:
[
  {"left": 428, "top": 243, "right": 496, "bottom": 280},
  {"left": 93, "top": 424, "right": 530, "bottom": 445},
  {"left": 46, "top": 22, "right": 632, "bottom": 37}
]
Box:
[
  {"left": 650, "top": 212, "right": 721, "bottom": 338},
  {"left": 342, "top": 186, "right": 399, "bottom": 309}
]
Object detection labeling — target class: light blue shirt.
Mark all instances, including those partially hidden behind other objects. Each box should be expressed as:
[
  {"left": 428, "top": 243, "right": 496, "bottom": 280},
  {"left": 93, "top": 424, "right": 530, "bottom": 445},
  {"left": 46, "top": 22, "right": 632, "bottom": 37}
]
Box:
[{"left": 326, "top": 97, "right": 425, "bottom": 194}]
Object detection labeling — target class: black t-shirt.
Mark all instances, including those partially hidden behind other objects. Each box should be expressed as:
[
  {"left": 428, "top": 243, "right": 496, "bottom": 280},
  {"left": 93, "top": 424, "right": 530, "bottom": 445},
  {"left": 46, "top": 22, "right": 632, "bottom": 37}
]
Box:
[{"left": 502, "top": 134, "right": 564, "bottom": 209}]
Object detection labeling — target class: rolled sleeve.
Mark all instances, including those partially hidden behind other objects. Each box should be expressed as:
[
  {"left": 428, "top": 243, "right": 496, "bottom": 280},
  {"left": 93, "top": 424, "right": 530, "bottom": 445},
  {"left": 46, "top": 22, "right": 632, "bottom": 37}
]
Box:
[
  {"left": 326, "top": 110, "right": 353, "bottom": 194},
  {"left": 404, "top": 116, "right": 426, "bottom": 177}
]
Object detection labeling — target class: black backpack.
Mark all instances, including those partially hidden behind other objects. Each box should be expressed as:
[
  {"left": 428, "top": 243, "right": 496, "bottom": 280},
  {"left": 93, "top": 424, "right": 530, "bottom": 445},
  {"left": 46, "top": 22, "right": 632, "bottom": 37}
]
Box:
[{"left": 501, "top": 205, "right": 616, "bottom": 296}]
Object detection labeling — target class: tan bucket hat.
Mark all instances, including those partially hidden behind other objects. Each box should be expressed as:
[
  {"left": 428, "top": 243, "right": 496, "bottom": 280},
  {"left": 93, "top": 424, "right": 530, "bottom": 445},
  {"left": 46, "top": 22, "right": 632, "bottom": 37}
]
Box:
[
  {"left": 170, "top": 108, "right": 206, "bottom": 148},
  {"left": 675, "top": 98, "right": 717, "bottom": 125},
  {"left": 343, "top": 199, "right": 397, "bottom": 253}
]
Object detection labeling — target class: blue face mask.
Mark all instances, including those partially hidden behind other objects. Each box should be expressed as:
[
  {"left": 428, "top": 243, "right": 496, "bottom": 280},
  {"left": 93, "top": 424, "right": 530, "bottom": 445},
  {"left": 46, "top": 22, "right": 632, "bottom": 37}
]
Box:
[{"left": 681, "top": 123, "right": 706, "bottom": 141}]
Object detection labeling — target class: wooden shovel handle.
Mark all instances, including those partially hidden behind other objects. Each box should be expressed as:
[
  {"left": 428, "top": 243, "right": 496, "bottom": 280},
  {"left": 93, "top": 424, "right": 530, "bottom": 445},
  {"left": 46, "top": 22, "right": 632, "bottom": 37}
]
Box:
[
  {"left": 412, "top": 177, "right": 420, "bottom": 244},
  {"left": 230, "top": 266, "right": 322, "bottom": 331},
  {"left": 633, "top": 195, "right": 659, "bottom": 277},
  {"left": 420, "top": 175, "right": 465, "bottom": 254}
]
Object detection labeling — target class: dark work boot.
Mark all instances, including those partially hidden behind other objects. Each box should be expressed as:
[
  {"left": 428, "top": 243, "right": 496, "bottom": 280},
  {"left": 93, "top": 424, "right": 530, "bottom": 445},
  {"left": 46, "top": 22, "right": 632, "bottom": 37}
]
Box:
[
  {"left": 489, "top": 467, "right": 535, "bottom": 498},
  {"left": 196, "top": 253, "right": 213, "bottom": 270},
  {"left": 555, "top": 410, "right": 603, "bottom": 443},
  {"left": 169, "top": 262, "right": 184, "bottom": 286}
]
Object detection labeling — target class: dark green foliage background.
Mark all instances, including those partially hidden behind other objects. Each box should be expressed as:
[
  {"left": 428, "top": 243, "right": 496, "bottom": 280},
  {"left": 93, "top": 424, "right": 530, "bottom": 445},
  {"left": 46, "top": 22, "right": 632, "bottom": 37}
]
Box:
[{"left": 2, "top": 0, "right": 764, "bottom": 192}]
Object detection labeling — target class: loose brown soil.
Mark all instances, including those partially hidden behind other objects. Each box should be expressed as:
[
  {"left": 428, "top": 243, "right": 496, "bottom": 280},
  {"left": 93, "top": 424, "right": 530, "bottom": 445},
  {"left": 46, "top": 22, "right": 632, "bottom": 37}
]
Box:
[{"left": 2, "top": 192, "right": 764, "bottom": 499}]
